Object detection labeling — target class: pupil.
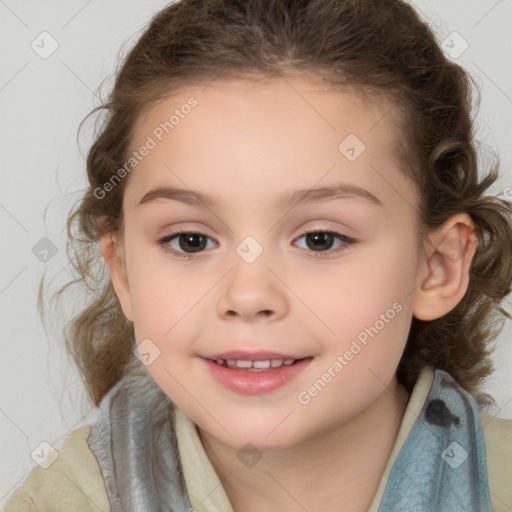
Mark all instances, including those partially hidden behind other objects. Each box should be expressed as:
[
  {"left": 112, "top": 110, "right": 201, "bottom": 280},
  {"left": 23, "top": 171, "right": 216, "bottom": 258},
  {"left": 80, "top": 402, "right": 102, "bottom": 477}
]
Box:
[
  {"left": 307, "top": 232, "right": 333, "bottom": 251},
  {"left": 180, "top": 234, "right": 206, "bottom": 253}
]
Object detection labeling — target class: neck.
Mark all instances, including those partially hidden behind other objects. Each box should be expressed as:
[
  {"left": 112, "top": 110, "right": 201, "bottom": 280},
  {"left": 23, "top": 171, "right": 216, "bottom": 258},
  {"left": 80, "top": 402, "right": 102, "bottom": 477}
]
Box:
[{"left": 199, "top": 377, "right": 410, "bottom": 512}]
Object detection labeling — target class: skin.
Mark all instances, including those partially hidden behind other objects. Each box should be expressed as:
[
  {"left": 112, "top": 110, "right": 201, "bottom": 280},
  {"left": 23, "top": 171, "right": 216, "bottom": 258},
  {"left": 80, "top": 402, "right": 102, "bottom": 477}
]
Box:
[{"left": 102, "top": 75, "right": 477, "bottom": 511}]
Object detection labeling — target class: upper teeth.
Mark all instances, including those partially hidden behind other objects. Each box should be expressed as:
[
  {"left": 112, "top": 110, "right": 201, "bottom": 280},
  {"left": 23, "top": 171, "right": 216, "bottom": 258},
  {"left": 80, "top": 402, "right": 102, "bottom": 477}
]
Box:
[{"left": 216, "top": 359, "right": 296, "bottom": 369}]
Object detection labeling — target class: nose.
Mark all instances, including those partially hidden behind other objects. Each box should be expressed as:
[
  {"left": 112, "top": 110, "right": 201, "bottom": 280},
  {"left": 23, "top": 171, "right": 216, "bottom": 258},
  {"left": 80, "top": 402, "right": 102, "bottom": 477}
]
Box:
[{"left": 217, "top": 259, "right": 288, "bottom": 322}]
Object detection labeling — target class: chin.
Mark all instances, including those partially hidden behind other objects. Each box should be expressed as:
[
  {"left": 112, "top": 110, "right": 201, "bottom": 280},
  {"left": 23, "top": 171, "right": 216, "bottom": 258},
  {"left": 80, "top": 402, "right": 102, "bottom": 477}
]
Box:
[{"left": 198, "top": 410, "right": 313, "bottom": 452}]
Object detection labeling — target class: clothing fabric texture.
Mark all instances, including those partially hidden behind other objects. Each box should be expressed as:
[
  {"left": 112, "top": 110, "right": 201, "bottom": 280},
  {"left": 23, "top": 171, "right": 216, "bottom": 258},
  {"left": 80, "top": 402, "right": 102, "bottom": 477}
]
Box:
[{"left": 4, "top": 364, "right": 512, "bottom": 511}]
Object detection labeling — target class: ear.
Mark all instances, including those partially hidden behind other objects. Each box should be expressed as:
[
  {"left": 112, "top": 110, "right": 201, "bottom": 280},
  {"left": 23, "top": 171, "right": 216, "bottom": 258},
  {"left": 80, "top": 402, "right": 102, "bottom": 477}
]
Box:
[
  {"left": 413, "top": 213, "right": 478, "bottom": 321},
  {"left": 101, "top": 229, "right": 134, "bottom": 322}
]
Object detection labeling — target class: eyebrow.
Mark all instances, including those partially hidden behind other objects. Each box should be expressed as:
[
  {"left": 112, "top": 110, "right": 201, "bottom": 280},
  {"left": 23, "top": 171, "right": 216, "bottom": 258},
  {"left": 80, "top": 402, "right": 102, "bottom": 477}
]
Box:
[{"left": 137, "top": 183, "right": 382, "bottom": 209}]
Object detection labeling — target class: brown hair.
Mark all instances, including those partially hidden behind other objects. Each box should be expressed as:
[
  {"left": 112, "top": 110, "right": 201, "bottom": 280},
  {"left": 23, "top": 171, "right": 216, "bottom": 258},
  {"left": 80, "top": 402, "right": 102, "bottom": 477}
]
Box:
[{"left": 41, "top": 0, "right": 512, "bottom": 407}]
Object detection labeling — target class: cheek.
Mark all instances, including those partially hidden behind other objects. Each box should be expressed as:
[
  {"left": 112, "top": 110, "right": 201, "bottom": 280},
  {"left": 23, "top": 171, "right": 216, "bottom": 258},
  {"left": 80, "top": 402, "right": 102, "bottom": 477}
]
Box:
[
  {"left": 293, "top": 240, "right": 416, "bottom": 418},
  {"left": 124, "top": 241, "right": 205, "bottom": 343},
  {"left": 302, "top": 235, "right": 417, "bottom": 343},
  {"left": 297, "top": 238, "right": 416, "bottom": 412}
]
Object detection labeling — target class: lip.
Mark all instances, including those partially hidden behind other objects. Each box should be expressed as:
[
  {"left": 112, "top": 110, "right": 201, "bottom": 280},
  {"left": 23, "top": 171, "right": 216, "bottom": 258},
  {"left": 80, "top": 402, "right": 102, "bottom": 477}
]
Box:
[{"left": 203, "top": 355, "right": 313, "bottom": 395}]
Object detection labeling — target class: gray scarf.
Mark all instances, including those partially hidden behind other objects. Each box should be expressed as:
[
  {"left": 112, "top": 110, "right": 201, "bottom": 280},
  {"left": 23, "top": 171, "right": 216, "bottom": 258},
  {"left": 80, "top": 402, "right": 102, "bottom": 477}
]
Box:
[{"left": 88, "top": 364, "right": 492, "bottom": 511}]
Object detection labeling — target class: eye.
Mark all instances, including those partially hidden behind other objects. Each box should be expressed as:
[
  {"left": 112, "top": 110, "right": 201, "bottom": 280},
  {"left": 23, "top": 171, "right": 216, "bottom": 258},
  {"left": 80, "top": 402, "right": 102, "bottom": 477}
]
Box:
[
  {"left": 294, "top": 230, "right": 355, "bottom": 258},
  {"left": 158, "top": 229, "right": 216, "bottom": 259}
]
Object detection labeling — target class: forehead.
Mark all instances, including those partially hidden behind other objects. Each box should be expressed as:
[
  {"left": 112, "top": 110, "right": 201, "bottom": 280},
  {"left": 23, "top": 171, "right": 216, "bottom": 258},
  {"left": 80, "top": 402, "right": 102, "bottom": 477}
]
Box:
[
  {"left": 125, "top": 76, "right": 416, "bottom": 213},
  {"left": 131, "top": 76, "right": 397, "bottom": 150}
]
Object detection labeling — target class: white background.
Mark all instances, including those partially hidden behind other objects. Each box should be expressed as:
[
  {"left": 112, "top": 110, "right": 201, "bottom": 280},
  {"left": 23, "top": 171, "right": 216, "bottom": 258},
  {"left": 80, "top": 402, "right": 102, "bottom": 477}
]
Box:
[{"left": 1, "top": 0, "right": 511, "bottom": 504}]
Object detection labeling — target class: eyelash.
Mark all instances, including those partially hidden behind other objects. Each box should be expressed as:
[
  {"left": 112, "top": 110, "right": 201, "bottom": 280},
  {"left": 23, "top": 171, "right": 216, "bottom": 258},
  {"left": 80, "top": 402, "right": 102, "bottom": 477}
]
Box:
[{"left": 157, "top": 228, "right": 356, "bottom": 260}]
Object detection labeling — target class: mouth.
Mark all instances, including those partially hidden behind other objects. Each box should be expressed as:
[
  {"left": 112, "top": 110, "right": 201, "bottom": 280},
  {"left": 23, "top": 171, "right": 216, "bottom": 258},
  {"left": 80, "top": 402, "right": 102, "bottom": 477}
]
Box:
[{"left": 202, "top": 351, "right": 313, "bottom": 394}]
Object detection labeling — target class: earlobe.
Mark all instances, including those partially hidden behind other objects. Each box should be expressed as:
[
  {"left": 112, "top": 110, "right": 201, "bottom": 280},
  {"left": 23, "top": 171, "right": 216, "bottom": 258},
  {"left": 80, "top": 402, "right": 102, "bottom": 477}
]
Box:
[
  {"left": 413, "top": 214, "right": 478, "bottom": 321},
  {"left": 101, "top": 232, "right": 134, "bottom": 322}
]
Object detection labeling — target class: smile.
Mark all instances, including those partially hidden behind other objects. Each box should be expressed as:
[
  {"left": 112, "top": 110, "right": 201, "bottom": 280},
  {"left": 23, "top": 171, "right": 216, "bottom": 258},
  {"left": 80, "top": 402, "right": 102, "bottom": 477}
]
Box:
[{"left": 203, "top": 353, "right": 313, "bottom": 394}]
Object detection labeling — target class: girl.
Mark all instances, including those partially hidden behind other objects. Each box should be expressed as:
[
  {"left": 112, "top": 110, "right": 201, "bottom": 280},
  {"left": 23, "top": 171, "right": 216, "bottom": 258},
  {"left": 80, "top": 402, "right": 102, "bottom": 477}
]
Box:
[{"left": 5, "top": 0, "right": 512, "bottom": 510}]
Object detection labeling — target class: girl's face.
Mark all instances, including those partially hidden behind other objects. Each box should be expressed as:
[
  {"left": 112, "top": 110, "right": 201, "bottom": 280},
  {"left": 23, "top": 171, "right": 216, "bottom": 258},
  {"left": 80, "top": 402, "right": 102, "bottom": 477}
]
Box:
[{"left": 112, "top": 76, "right": 425, "bottom": 450}]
